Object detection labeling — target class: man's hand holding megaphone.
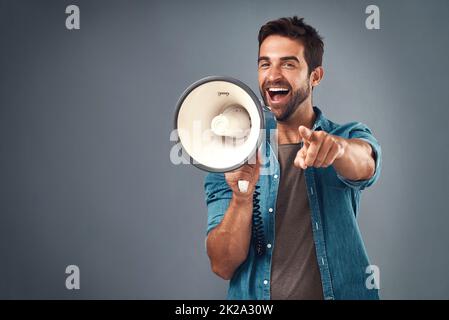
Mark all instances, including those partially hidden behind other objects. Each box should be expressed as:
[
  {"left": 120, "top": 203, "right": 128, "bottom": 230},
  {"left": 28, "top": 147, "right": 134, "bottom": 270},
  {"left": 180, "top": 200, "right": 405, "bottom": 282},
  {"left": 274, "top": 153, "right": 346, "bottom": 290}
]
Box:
[{"left": 225, "top": 151, "right": 261, "bottom": 200}]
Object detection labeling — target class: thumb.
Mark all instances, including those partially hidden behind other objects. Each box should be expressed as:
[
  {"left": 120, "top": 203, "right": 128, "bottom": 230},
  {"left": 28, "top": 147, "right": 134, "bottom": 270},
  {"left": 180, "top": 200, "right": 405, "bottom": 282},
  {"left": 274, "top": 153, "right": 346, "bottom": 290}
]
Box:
[{"left": 298, "top": 125, "right": 313, "bottom": 143}]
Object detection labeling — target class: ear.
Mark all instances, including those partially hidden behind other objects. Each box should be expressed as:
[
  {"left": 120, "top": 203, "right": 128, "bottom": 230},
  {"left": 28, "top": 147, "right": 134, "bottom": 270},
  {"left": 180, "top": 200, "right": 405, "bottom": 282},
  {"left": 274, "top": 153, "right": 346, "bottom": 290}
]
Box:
[{"left": 310, "top": 66, "right": 324, "bottom": 88}]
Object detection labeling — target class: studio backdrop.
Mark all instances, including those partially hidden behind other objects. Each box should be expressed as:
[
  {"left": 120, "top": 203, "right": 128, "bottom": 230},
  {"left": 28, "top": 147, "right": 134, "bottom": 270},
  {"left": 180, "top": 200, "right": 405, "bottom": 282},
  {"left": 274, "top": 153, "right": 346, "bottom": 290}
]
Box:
[{"left": 1, "top": 0, "right": 448, "bottom": 299}]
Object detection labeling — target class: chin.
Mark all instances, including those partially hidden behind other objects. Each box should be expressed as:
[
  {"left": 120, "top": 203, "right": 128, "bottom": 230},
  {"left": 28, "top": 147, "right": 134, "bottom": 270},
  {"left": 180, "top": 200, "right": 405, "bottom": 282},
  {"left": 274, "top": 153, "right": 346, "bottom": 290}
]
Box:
[
  {"left": 272, "top": 110, "right": 286, "bottom": 121},
  {"left": 268, "top": 105, "right": 285, "bottom": 118}
]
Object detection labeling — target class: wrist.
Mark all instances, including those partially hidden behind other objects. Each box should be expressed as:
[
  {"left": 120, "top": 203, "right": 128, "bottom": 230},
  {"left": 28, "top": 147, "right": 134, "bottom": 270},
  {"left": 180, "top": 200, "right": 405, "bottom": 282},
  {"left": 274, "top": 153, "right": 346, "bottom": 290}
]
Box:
[
  {"left": 335, "top": 136, "right": 348, "bottom": 160},
  {"left": 232, "top": 192, "right": 253, "bottom": 204}
]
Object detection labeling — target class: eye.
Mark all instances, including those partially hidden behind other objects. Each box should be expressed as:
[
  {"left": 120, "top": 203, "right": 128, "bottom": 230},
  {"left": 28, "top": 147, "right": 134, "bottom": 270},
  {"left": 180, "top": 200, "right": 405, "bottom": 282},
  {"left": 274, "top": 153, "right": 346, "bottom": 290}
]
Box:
[
  {"left": 259, "top": 62, "right": 270, "bottom": 69},
  {"left": 282, "top": 62, "right": 296, "bottom": 68}
]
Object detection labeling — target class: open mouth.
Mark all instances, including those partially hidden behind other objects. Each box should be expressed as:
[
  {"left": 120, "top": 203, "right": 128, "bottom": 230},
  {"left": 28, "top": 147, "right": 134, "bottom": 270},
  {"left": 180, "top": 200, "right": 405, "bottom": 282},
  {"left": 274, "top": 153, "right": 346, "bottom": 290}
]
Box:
[{"left": 266, "top": 87, "right": 290, "bottom": 104}]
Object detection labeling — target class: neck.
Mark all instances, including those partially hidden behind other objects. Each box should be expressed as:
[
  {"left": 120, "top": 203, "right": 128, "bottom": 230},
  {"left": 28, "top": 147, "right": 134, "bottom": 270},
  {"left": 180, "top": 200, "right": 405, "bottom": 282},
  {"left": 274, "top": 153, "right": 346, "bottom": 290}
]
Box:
[{"left": 276, "top": 98, "right": 316, "bottom": 145}]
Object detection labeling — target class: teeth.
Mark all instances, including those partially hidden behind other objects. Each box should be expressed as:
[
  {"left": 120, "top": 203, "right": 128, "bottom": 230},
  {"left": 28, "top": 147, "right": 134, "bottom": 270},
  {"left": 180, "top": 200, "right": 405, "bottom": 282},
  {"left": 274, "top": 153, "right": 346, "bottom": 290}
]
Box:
[{"left": 268, "top": 88, "right": 289, "bottom": 92}]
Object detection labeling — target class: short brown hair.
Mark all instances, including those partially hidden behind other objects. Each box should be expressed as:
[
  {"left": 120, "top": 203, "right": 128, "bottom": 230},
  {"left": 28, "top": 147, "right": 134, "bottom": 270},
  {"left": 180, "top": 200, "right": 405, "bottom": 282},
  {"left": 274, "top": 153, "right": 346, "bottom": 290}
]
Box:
[{"left": 258, "top": 16, "right": 324, "bottom": 74}]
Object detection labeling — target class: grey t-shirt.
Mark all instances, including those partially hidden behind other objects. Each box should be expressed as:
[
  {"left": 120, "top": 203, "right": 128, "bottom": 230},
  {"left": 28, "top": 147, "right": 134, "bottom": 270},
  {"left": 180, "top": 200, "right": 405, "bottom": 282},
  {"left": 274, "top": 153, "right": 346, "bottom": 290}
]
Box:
[{"left": 270, "top": 143, "right": 324, "bottom": 300}]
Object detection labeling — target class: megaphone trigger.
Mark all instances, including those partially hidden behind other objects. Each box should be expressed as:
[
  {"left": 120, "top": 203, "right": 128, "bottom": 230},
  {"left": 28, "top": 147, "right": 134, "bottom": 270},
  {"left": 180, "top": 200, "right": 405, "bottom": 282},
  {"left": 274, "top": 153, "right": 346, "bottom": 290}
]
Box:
[{"left": 238, "top": 180, "right": 249, "bottom": 193}]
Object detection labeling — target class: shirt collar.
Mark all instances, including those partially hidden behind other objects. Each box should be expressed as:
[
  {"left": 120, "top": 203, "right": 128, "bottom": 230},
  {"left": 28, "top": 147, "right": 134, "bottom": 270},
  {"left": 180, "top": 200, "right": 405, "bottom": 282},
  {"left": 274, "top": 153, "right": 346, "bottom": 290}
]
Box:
[{"left": 311, "top": 106, "right": 328, "bottom": 131}]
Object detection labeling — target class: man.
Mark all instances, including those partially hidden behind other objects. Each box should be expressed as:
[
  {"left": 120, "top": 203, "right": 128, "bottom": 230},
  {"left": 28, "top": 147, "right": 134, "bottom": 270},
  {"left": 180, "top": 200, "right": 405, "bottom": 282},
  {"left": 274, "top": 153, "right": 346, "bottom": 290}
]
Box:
[{"left": 204, "top": 17, "right": 381, "bottom": 300}]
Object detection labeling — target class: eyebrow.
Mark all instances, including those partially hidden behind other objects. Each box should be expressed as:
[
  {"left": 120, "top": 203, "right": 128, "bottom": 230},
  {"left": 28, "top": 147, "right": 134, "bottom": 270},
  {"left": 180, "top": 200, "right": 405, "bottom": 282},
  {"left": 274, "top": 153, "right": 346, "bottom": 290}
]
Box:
[
  {"left": 280, "top": 56, "right": 300, "bottom": 63},
  {"left": 257, "top": 56, "right": 300, "bottom": 63}
]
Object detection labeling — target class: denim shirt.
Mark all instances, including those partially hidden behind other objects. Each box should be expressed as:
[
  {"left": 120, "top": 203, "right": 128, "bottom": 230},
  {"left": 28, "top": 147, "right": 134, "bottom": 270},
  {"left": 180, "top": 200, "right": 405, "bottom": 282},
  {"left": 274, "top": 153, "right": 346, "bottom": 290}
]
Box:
[{"left": 204, "top": 106, "right": 382, "bottom": 300}]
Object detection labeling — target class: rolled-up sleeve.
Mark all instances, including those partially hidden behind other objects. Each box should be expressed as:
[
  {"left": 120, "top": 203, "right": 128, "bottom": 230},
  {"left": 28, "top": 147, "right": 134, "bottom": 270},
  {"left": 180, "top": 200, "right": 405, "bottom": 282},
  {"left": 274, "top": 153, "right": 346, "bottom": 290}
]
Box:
[
  {"left": 335, "top": 122, "right": 382, "bottom": 190},
  {"left": 204, "top": 173, "right": 232, "bottom": 236}
]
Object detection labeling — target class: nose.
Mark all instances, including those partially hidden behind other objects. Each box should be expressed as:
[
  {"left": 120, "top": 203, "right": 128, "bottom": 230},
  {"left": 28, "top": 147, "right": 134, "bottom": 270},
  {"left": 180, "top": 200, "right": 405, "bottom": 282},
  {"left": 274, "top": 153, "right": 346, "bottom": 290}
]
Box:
[{"left": 266, "top": 65, "right": 283, "bottom": 82}]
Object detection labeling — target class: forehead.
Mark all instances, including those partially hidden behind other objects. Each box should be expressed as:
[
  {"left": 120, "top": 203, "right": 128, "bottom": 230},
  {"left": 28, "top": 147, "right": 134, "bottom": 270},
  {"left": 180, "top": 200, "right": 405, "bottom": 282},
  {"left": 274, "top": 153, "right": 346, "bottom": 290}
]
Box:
[{"left": 259, "top": 35, "right": 304, "bottom": 59}]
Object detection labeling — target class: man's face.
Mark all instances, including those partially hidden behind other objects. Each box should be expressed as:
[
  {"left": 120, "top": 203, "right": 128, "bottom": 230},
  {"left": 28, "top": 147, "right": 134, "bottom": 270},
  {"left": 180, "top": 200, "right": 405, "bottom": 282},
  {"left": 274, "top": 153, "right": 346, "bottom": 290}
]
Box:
[{"left": 258, "top": 35, "right": 311, "bottom": 121}]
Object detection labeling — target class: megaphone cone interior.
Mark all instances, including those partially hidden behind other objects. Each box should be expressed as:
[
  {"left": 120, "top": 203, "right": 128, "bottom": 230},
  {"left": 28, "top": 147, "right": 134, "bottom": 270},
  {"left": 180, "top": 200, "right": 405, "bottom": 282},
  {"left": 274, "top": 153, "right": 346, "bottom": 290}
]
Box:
[
  {"left": 175, "top": 77, "right": 264, "bottom": 172},
  {"left": 211, "top": 105, "right": 250, "bottom": 138}
]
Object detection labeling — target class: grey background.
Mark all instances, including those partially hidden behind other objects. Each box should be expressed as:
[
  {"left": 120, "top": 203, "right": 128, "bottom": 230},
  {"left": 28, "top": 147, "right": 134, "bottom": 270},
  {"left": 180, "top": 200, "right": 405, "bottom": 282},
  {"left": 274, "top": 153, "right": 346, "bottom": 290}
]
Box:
[{"left": 0, "top": 0, "right": 448, "bottom": 299}]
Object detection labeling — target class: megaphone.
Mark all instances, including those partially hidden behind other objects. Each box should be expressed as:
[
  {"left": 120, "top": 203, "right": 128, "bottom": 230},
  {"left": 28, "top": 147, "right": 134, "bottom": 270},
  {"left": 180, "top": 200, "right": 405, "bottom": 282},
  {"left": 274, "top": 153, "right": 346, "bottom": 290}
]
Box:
[{"left": 174, "top": 76, "right": 265, "bottom": 193}]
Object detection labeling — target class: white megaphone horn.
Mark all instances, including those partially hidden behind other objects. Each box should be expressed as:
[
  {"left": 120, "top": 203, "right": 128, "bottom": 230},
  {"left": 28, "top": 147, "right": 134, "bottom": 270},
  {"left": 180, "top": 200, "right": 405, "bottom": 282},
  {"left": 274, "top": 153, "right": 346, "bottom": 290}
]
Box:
[{"left": 174, "top": 76, "right": 265, "bottom": 193}]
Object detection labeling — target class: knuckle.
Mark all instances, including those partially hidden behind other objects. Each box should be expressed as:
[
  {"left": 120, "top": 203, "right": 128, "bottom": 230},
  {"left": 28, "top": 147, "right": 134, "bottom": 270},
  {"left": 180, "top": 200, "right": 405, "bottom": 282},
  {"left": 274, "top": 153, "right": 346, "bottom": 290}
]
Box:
[
  {"left": 309, "top": 151, "right": 318, "bottom": 158},
  {"left": 316, "top": 157, "right": 325, "bottom": 165},
  {"left": 319, "top": 131, "right": 327, "bottom": 138}
]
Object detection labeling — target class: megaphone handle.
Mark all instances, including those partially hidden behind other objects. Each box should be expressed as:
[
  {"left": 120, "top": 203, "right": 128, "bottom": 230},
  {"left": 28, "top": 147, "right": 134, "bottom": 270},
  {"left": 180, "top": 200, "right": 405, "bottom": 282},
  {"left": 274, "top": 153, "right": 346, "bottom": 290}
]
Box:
[{"left": 238, "top": 180, "right": 249, "bottom": 193}]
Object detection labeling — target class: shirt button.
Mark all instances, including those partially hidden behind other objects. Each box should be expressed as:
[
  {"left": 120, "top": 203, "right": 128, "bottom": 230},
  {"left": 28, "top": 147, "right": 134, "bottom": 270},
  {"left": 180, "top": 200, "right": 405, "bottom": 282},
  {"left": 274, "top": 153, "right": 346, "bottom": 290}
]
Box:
[
  {"left": 268, "top": 208, "right": 273, "bottom": 213},
  {"left": 273, "top": 174, "right": 278, "bottom": 179},
  {"left": 263, "top": 280, "right": 268, "bottom": 285},
  {"left": 267, "top": 243, "right": 272, "bottom": 249}
]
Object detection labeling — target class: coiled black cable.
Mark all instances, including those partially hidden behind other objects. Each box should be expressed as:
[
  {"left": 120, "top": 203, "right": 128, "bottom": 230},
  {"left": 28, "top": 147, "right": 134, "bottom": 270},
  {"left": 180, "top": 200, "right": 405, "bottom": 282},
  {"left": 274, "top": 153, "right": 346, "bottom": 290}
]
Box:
[{"left": 252, "top": 185, "right": 265, "bottom": 256}]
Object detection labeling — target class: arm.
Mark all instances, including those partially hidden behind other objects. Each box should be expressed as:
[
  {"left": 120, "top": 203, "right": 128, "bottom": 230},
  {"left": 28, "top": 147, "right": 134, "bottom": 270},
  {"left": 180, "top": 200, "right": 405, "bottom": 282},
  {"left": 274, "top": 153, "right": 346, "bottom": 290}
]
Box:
[
  {"left": 206, "top": 155, "right": 261, "bottom": 280},
  {"left": 332, "top": 138, "right": 375, "bottom": 181},
  {"left": 206, "top": 193, "right": 253, "bottom": 280}
]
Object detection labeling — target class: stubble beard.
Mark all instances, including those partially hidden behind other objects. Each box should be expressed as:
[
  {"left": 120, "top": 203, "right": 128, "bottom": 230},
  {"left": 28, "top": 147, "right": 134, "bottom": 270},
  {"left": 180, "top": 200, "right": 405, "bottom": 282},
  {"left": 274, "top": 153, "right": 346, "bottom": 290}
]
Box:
[{"left": 260, "top": 80, "right": 311, "bottom": 122}]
